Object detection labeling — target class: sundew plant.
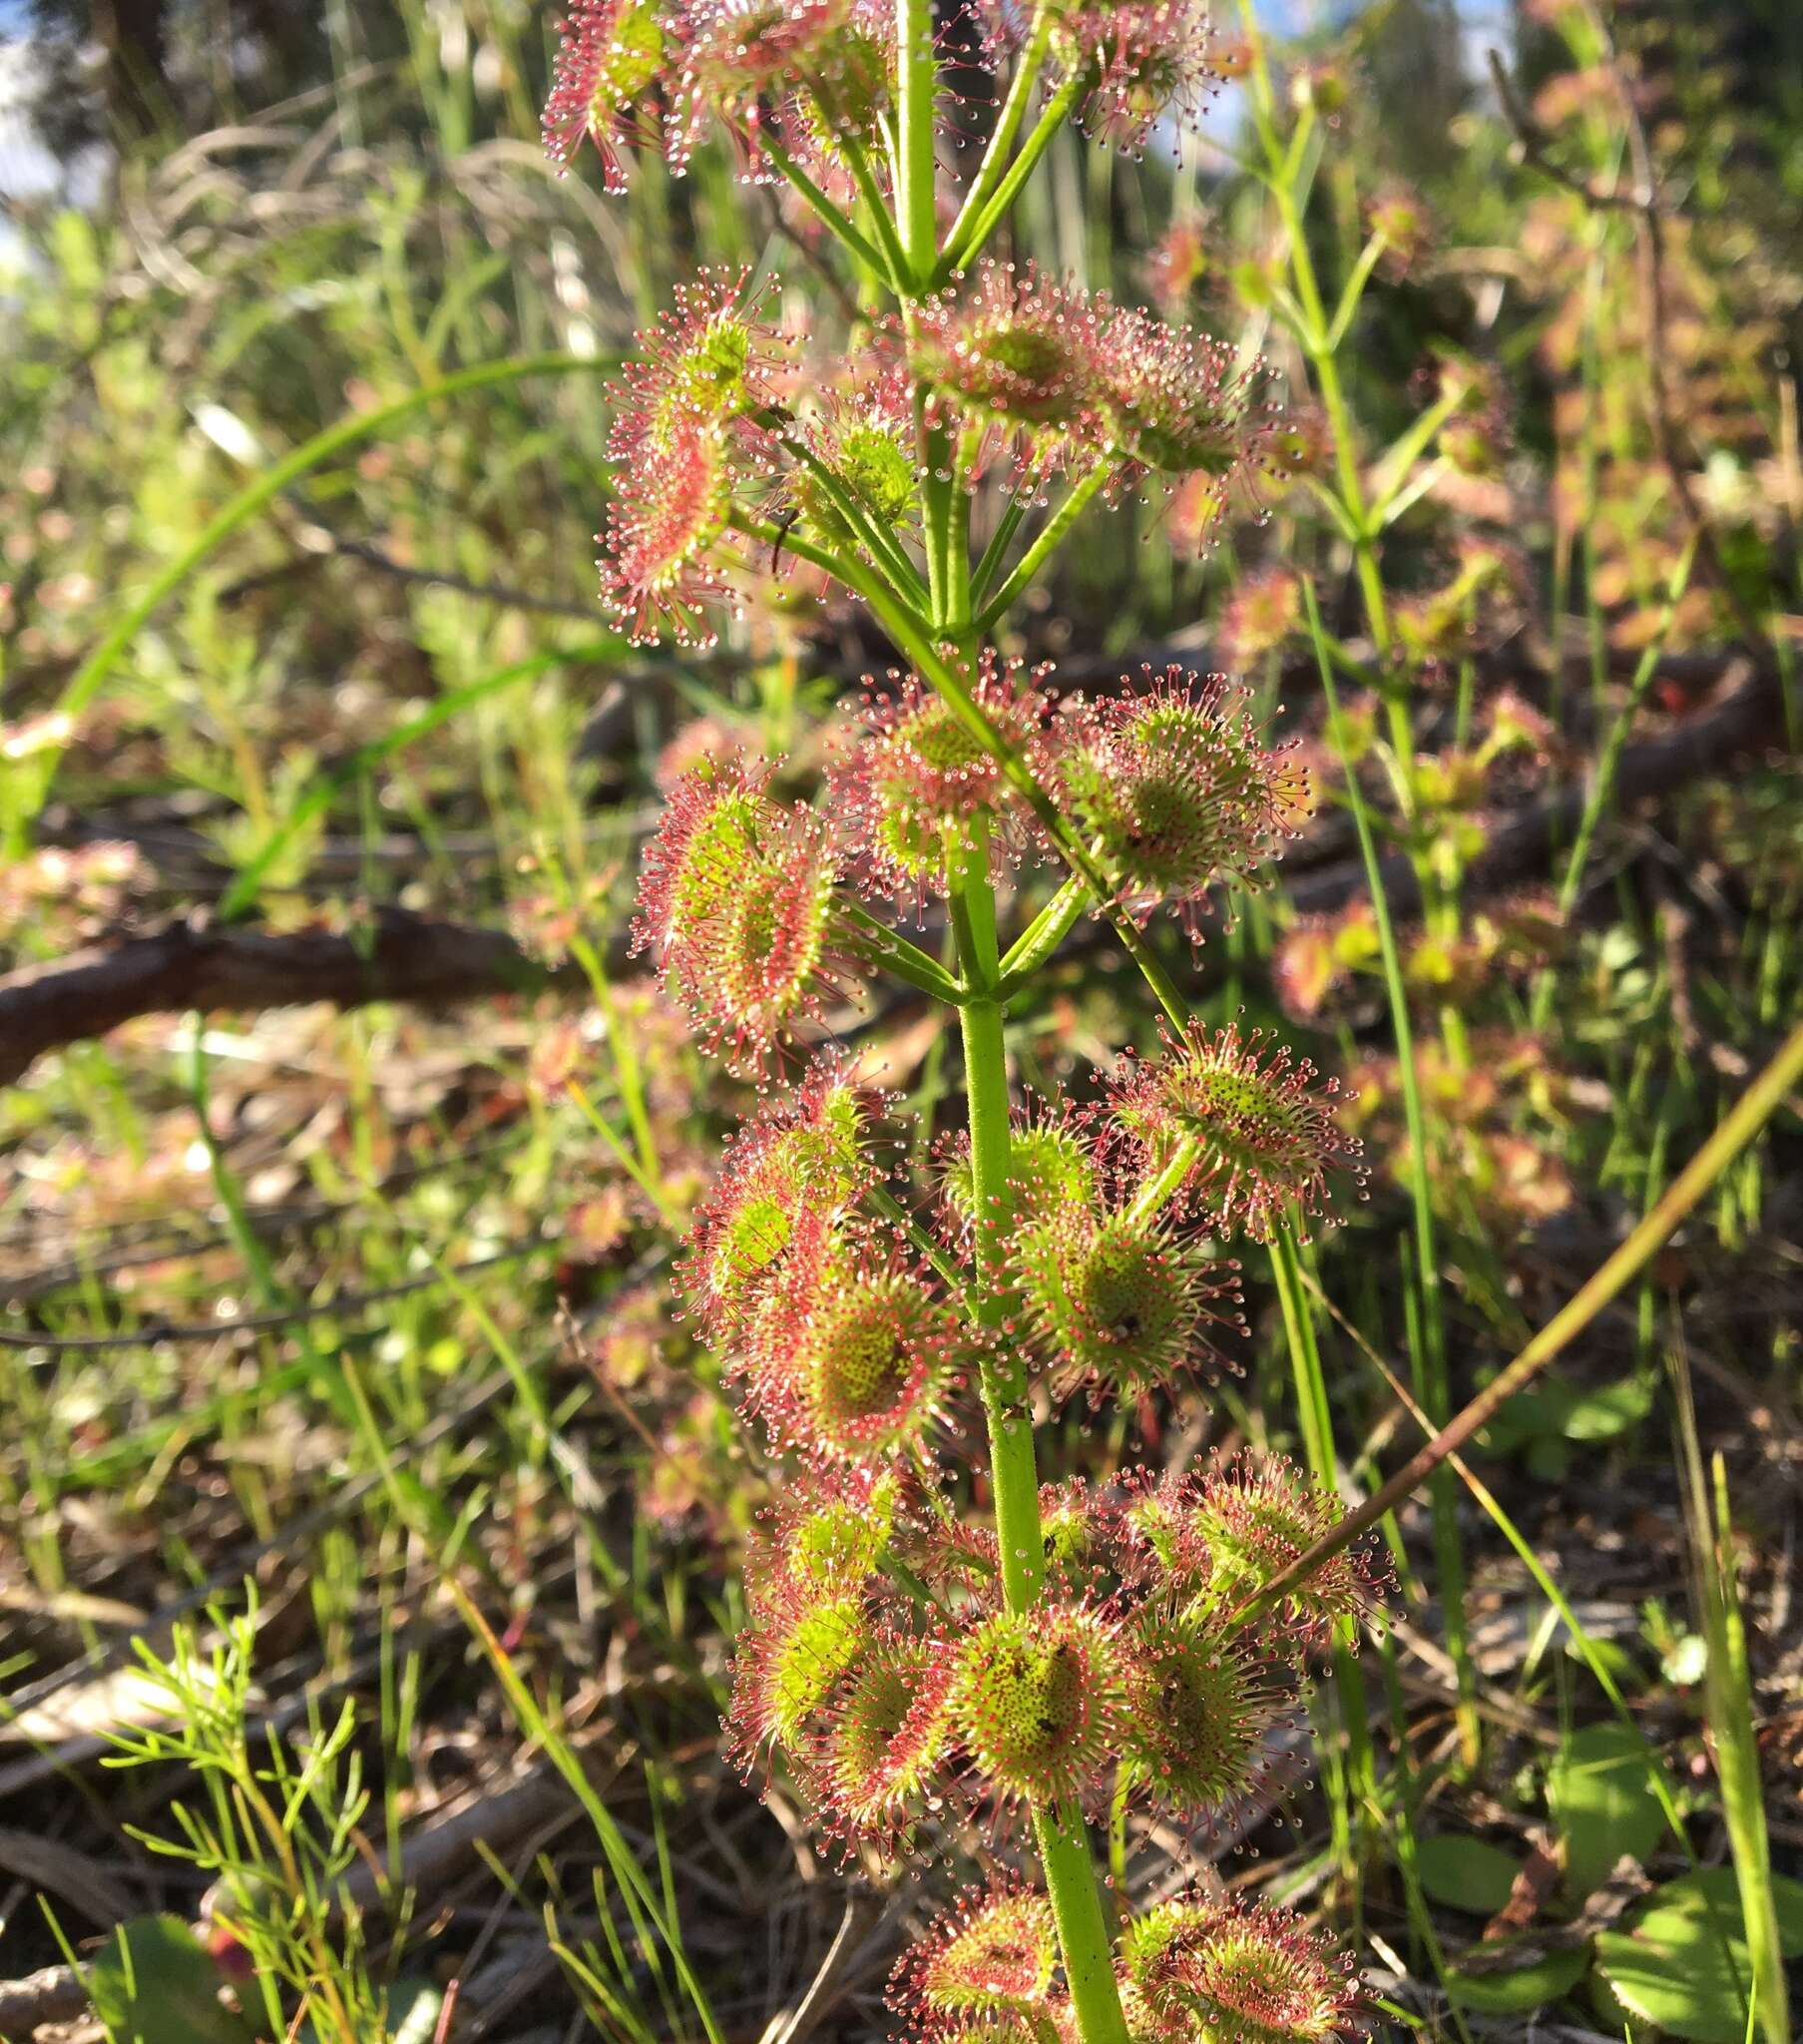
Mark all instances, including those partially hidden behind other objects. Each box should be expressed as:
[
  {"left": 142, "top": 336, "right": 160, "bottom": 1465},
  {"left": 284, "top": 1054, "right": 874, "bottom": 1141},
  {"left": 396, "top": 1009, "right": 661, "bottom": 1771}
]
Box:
[{"left": 548, "top": 4, "right": 1387, "bottom": 2040}]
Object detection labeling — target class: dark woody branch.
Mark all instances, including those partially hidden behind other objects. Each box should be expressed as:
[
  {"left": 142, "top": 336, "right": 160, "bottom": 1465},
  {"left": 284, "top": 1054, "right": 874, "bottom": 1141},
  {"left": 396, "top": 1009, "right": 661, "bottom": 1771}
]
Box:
[{"left": 0, "top": 905, "right": 584, "bottom": 1089}]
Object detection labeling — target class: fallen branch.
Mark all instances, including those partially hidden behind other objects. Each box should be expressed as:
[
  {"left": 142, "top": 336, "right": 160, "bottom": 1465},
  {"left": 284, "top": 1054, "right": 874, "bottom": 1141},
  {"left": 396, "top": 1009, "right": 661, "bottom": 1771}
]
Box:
[
  {"left": 7, "top": 662, "right": 1784, "bottom": 1091},
  {"left": 0, "top": 906, "right": 582, "bottom": 1089}
]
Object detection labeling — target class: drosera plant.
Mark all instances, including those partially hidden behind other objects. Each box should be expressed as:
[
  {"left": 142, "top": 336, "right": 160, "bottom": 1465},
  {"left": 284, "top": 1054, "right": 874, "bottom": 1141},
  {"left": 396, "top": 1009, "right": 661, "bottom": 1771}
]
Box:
[{"left": 546, "top": 5, "right": 1387, "bottom": 2039}]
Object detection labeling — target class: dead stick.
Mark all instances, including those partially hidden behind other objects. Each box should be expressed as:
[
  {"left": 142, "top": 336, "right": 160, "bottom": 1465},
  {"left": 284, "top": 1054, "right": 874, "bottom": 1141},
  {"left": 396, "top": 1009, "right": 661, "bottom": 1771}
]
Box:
[
  {"left": 0, "top": 1962, "right": 90, "bottom": 2038},
  {"left": 0, "top": 906, "right": 583, "bottom": 1088}
]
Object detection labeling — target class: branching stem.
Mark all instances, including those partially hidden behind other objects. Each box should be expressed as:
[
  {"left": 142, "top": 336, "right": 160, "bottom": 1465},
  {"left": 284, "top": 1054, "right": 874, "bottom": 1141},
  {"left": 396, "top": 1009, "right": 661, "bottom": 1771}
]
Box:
[{"left": 941, "top": 6, "right": 1056, "bottom": 270}]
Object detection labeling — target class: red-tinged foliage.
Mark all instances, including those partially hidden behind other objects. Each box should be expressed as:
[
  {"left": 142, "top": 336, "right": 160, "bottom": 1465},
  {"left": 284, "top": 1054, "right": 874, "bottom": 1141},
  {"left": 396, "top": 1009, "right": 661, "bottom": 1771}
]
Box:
[
  {"left": 631, "top": 759, "right": 854, "bottom": 1068},
  {"left": 1096, "top": 307, "right": 1284, "bottom": 524},
  {"left": 1055, "top": 0, "right": 1222, "bottom": 156},
  {"left": 598, "top": 269, "right": 790, "bottom": 645},
  {"left": 741, "top": 1463, "right": 905, "bottom": 1603},
  {"left": 910, "top": 262, "right": 1111, "bottom": 436},
  {"left": 946, "top": 1604, "right": 1127, "bottom": 1811},
  {"left": 819, "top": 1633, "right": 958, "bottom": 1836},
  {"left": 1117, "top": 1608, "right": 1289, "bottom": 1817},
  {"left": 1057, "top": 668, "right": 1312, "bottom": 941},
  {"left": 888, "top": 1883, "right": 1066, "bottom": 2037},
  {"left": 670, "top": 0, "right": 851, "bottom": 173},
  {"left": 1009, "top": 1207, "right": 1245, "bottom": 1403},
  {"left": 828, "top": 655, "right": 1060, "bottom": 910},
  {"left": 583, "top": 0, "right": 1397, "bottom": 1989},
  {"left": 598, "top": 421, "right": 745, "bottom": 647},
  {"left": 1184, "top": 1449, "right": 1388, "bottom": 1647},
  {"left": 607, "top": 267, "right": 789, "bottom": 461},
  {"left": 1217, "top": 566, "right": 1303, "bottom": 668},
  {"left": 1116, "top": 1464, "right": 1216, "bottom": 1595},
  {"left": 1119, "top": 1893, "right": 1360, "bottom": 2044},
  {"left": 745, "top": 1228, "right": 964, "bottom": 1461},
  {"left": 541, "top": 0, "right": 669, "bottom": 187},
  {"left": 1109, "top": 1018, "right": 1365, "bottom": 1244},
  {"left": 727, "top": 1577, "right": 871, "bottom": 1767},
  {"left": 676, "top": 1049, "right": 880, "bottom": 1341},
  {"left": 631, "top": 755, "right": 775, "bottom": 959}
]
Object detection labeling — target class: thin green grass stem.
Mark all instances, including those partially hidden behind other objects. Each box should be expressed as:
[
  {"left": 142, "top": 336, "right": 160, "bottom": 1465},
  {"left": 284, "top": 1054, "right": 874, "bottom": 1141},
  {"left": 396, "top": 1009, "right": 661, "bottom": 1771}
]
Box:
[
  {"left": 1241, "top": 1009, "right": 1803, "bottom": 1617},
  {"left": 220, "top": 642, "right": 619, "bottom": 920},
  {"left": 1303, "top": 580, "right": 1477, "bottom": 1764},
  {"left": 1269, "top": 1228, "right": 1374, "bottom": 1889},
  {"left": 1529, "top": 534, "right": 1699, "bottom": 1028},
  {"left": 1673, "top": 1362, "right": 1790, "bottom": 2044}
]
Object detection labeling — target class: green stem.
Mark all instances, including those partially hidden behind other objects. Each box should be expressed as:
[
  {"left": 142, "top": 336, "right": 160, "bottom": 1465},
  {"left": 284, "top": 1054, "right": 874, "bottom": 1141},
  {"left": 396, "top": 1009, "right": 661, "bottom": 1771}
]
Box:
[
  {"left": 895, "top": 0, "right": 939, "bottom": 284},
  {"left": 1324, "top": 231, "right": 1389, "bottom": 352},
  {"left": 973, "top": 463, "right": 1110, "bottom": 633},
  {"left": 941, "top": 5, "right": 1055, "bottom": 268},
  {"left": 1366, "top": 389, "right": 1463, "bottom": 529},
  {"left": 947, "top": 829, "right": 1041, "bottom": 1612},
  {"left": 1303, "top": 579, "right": 1476, "bottom": 1765},
  {"left": 947, "top": 829, "right": 1129, "bottom": 2044},
  {"left": 1265, "top": 140, "right": 1415, "bottom": 824},
  {"left": 937, "top": 71, "right": 1084, "bottom": 282},
  {"left": 950, "top": 452, "right": 976, "bottom": 630},
  {"left": 1268, "top": 1227, "right": 1373, "bottom": 1882},
  {"left": 565, "top": 1077, "right": 686, "bottom": 1232},
  {"left": 1036, "top": 1806, "right": 1130, "bottom": 2044},
  {"left": 1122, "top": 1136, "right": 1200, "bottom": 1229},
  {"left": 923, "top": 415, "right": 962, "bottom": 631}
]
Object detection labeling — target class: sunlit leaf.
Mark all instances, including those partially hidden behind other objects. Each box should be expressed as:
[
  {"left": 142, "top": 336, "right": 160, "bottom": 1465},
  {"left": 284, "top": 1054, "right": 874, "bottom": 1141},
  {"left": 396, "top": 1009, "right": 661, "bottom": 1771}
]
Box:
[
  {"left": 1414, "top": 1835, "right": 1522, "bottom": 1916},
  {"left": 1549, "top": 1722, "right": 1666, "bottom": 1899}
]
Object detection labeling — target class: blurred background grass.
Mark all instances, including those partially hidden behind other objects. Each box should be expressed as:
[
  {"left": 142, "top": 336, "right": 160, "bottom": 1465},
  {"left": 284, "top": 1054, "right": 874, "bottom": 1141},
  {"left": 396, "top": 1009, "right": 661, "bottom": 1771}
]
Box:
[{"left": 2, "top": 0, "right": 1802, "bottom": 2039}]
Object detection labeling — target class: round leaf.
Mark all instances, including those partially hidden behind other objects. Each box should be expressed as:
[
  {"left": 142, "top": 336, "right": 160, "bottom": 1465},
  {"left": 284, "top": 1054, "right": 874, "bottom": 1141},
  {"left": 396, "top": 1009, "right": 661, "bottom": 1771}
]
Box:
[
  {"left": 87, "top": 1915, "right": 258, "bottom": 2044},
  {"left": 1595, "top": 1893, "right": 1759, "bottom": 2043},
  {"left": 1560, "top": 1370, "right": 1655, "bottom": 1441},
  {"left": 1549, "top": 1722, "right": 1666, "bottom": 1899},
  {"left": 1446, "top": 1944, "right": 1588, "bottom": 2016},
  {"left": 1649, "top": 1869, "right": 1803, "bottom": 1958},
  {"left": 1415, "top": 1835, "right": 1522, "bottom": 1916}
]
